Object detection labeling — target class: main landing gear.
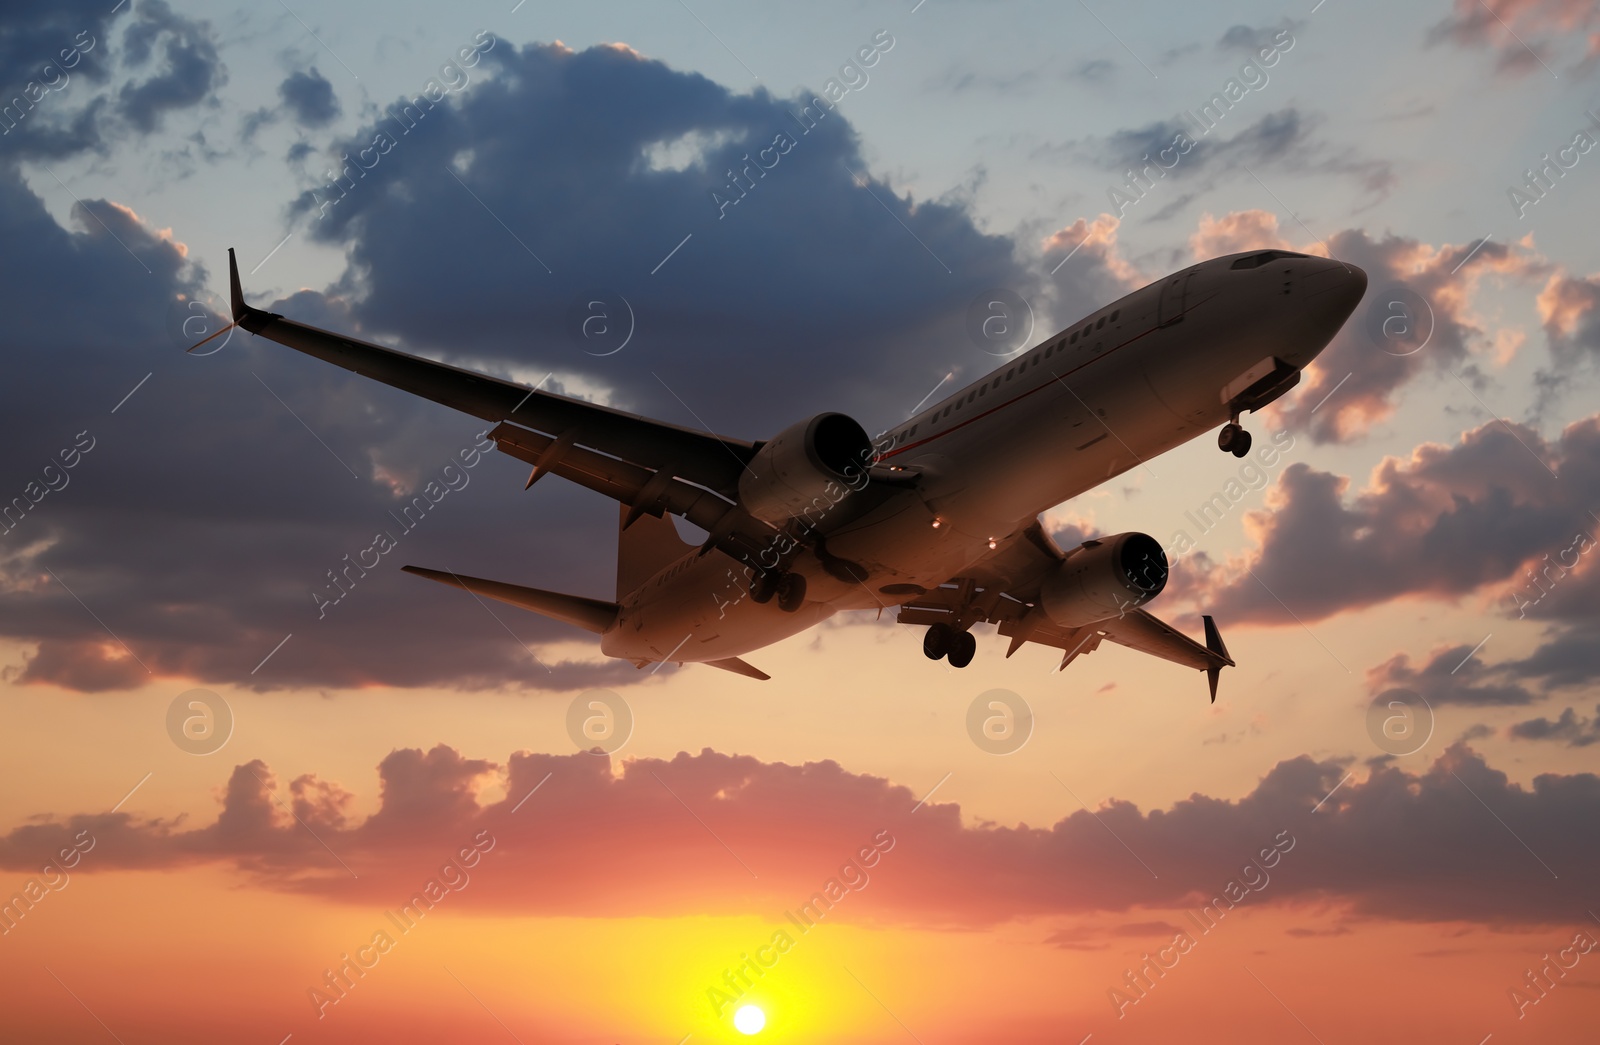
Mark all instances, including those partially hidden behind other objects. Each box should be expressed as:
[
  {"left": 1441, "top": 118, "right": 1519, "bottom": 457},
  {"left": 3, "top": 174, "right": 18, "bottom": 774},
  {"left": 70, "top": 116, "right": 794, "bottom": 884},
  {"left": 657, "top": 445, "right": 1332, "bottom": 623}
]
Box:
[
  {"left": 923, "top": 622, "right": 977, "bottom": 668},
  {"left": 1218, "top": 418, "right": 1253, "bottom": 458},
  {"left": 750, "top": 571, "right": 807, "bottom": 613}
]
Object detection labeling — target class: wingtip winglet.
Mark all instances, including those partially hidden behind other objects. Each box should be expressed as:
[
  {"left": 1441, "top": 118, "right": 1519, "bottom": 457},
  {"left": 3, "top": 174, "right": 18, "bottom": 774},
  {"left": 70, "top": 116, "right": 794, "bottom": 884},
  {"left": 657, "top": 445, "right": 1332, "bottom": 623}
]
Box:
[
  {"left": 227, "top": 246, "right": 245, "bottom": 322},
  {"left": 1203, "top": 614, "right": 1231, "bottom": 664},
  {"left": 1202, "top": 614, "right": 1231, "bottom": 702}
]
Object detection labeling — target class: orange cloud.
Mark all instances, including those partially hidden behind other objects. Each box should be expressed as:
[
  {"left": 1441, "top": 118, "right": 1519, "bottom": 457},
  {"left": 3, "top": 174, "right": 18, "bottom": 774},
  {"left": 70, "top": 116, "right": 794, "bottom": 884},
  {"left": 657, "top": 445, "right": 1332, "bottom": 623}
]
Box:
[{"left": 4, "top": 742, "right": 1597, "bottom": 928}]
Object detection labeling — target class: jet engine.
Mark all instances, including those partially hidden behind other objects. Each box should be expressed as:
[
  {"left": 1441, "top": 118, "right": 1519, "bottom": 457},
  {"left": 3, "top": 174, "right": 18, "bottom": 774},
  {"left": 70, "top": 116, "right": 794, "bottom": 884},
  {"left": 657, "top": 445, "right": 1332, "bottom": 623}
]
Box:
[
  {"left": 737, "top": 412, "right": 874, "bottom": 525},
  {"left": 1040, "top": 532, "right": 1168, "bottom": 627}
]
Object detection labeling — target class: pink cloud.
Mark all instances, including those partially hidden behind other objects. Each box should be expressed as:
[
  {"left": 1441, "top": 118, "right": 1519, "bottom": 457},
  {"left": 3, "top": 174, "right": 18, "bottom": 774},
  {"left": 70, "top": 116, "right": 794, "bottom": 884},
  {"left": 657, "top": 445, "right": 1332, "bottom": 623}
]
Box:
[{"left": 2, "top": 741, "right": 1596, "bottom": 927}]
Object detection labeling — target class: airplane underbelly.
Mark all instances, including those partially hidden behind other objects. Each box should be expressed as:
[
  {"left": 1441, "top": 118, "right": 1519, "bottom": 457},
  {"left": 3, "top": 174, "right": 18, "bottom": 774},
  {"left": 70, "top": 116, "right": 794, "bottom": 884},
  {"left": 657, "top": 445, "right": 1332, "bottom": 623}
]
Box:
[{"left": 605, "top": 591, "right": 834, "bottom": 662}]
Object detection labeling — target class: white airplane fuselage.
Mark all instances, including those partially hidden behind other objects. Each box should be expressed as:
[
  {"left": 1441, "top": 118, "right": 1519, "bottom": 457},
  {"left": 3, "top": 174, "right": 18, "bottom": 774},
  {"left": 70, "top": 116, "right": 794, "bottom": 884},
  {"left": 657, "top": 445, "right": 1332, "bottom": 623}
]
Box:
[{"left": 601, "top": 252, "right": 1367, "bottom": 665}]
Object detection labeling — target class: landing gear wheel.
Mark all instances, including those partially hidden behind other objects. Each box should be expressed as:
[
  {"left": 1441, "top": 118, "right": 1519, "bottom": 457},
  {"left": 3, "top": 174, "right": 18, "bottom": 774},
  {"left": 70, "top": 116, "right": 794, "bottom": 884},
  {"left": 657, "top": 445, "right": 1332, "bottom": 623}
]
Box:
[
  {"left": 749, "top": 571, "right": 778, "bottom": 604},
  {"left": 947, "top": 630, "right": 977, "bottom": 668},
  {"left": 923, "top": 622, "right": 954, "bottom": 660},
  {"left": 1231, "top": 429, "right": 1252, "bottom": 457},
  {"left": 1218, "top": 422, "right": 1250, "bottom": 457},
  {"left": 776, "top": 572, "right": 807, "bottom": 613}
]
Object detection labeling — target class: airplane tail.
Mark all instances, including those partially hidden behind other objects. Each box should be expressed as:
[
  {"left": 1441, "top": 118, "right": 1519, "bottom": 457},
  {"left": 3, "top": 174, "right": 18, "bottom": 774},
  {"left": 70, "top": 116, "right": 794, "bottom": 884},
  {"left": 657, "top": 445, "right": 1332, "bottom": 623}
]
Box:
[{"left": 616, "top": 506, "right": 694, "bottom": 600}]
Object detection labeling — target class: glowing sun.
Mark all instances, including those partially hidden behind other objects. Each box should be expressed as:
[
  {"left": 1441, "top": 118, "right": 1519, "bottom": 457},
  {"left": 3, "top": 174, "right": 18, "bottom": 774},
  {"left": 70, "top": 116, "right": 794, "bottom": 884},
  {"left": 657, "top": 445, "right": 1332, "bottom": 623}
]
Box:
[{"left": 733, "top": 1004, "right": 766, "bottom": 1034}]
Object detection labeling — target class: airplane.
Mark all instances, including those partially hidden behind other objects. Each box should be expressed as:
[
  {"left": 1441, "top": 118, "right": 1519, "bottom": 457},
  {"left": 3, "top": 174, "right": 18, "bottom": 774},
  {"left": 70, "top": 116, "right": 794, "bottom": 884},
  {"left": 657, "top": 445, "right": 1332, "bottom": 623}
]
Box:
[{"left": 213, "top": 246, "right": 1366, "bottom": 697}]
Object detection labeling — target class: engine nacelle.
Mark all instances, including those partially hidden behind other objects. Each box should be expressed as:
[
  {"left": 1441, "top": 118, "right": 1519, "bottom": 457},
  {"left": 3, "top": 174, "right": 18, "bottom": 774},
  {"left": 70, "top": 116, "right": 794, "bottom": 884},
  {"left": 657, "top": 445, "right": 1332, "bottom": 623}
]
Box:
[
  {"left": 737, "top": 413, "right": 874, "bottom": 526},
  {"left": 1040, "top": 532, "right": 1168, "bottom": 628}
]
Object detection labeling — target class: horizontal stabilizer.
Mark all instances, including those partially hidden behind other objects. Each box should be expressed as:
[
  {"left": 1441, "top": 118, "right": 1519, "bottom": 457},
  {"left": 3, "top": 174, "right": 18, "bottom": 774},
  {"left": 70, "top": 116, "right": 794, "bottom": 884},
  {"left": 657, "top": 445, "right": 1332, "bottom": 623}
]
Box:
[
  {"left": 401, "top": 565, "right": 617, "bottom": 634},
  {"left": 704, "top": 656, "right": 771, "bottom": 681}
]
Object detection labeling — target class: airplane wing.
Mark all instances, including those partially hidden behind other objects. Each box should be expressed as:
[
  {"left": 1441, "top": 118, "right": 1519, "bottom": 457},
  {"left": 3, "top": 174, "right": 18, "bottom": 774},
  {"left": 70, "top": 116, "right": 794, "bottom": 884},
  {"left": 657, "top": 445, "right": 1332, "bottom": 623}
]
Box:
[
  {"left": 222, "top": 248, "right": 757, "bottom": 497},
  {"left": 218, "top": 248, "right": 813, "bottom": 562},
  {"left": 895, "top": 523, "right": 1234, "bottom": 699}
]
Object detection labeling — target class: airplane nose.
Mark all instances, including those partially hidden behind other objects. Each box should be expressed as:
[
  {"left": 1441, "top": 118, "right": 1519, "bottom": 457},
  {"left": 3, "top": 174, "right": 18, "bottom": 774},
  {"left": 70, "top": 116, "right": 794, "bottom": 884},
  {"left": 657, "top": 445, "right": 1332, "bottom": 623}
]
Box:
[{"left": 1303, "top": 258, "right": 1368, "bottom": 326}]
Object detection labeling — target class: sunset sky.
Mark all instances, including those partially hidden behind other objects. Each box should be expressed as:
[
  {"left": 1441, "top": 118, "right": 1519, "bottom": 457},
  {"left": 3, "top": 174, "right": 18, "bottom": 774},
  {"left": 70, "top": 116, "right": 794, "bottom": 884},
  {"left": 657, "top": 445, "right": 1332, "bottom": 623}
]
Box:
[{"left": 2, "top": 0, "right": 1599, "bottom": 1041}]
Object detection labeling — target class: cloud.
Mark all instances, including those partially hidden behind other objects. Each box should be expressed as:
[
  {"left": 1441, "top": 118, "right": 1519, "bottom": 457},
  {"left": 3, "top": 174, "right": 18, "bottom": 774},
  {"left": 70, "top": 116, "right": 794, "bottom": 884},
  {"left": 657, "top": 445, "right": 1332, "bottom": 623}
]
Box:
[
  {"left": 1365, "top": 646, "right": 1539, "bottom": 707},
  {"left": 1176, "top": 414, "right": 1600, "bottom": 626},
  {"left": 1262, "top": 223, "right": 1548, "bottom": 444},
  {"left": 1, "top": 743, "right": 1595, "bottom": 926},
  {"left": 0, "top": 39, "right": 1133, "bottom": 695},
  {"left": 1508, "top": 704, "right": 1600, "bottom": 746},
  {"left": 287, "top": 40, "right": 1051, "bottom": 439},
  {"left": 1538, "top": 269, "right": 1600, "bottom": 369},
  {"left": 1081, "top": 105, "right": 1396, "bottom": 213},
  {"left": 1216, "top": 23, "right": 1304, "bottom": 55},
  {"left": 1428, "top": 0, "right": 1600, "bottom": 77},
  {"left": 115, "top": 0, "right": 226, "bottom": 133},
  {"left": 1188, "top": 209, "right": 1294, "bottom": 259},
  {"left": 242, "top": 67, "right": 342, "bottom": 141},
  {"left": 278, "top": 67, "right": 339, "bottom": 127}
]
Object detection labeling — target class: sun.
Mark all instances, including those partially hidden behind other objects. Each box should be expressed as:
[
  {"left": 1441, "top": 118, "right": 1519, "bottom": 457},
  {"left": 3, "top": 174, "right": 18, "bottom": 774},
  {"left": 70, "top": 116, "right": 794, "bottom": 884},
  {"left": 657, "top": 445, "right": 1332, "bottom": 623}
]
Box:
[{"left": 733, "top": 1004, "right": 766, "bottom": 1035}]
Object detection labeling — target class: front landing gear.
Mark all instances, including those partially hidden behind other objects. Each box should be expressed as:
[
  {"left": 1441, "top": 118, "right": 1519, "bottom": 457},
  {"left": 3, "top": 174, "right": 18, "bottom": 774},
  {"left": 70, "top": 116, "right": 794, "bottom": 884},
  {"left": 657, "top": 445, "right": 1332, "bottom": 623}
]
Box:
[
  {"left": 1218, "top": 421, "right": 1252, "bottom": 458},
  {"left": 923, "top": 623, "right": 977, "bottom": 667}
]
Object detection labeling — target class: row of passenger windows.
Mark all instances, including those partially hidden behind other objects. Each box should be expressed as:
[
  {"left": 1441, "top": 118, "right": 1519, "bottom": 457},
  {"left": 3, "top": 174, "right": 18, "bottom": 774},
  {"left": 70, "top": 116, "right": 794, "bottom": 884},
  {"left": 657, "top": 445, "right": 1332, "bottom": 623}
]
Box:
[{"left": 890, "top": 307, "right": 1122, "bottom": 444}]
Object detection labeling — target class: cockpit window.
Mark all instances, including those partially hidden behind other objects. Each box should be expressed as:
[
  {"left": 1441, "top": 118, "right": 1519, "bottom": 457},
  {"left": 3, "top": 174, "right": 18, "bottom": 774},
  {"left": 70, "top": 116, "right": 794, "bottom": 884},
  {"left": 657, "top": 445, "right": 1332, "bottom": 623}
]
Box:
[{"left": 1230, "top": 249, "right": 1306, "bottom": 269}]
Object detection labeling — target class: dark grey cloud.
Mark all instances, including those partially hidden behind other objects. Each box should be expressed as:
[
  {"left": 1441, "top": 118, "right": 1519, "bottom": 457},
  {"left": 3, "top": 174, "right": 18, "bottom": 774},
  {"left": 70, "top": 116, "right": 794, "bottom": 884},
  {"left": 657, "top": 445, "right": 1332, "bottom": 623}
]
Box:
[
  {"left": 1366, "top": 646, "right": 1539, "bottom": 707},
  {"left": 0, "top": 40, "right": 1138, "bottom": 693},
  {"left": 0, "top": 157, "right": 662, "bottom": 694},
  {"left": 1083, "top": 108, "right": 1394, "bottom": 216},
  {"left": 1509, "top": 705, "right": 1600, "bottom": 747},
  {"left": 285, "top": 39, "right": 1074, "bottom": 439},
  {"left": 116, "top": 0, "right": 225, "bottom": 134},
  {"left": 1102, "top": 108, "right": 1310, "bottom": 179},
  {"left": 0, "top": 0, "right": 222, "bottom": 158},
  {"left": 278, "top": 66, "right": 339, "bottom": 127},
  {"left": 1216, "top": 22, "right": 1303, "bottom": 55},
  {"left": 0, "top": 0, "right": 120, "bottom": 158}
]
